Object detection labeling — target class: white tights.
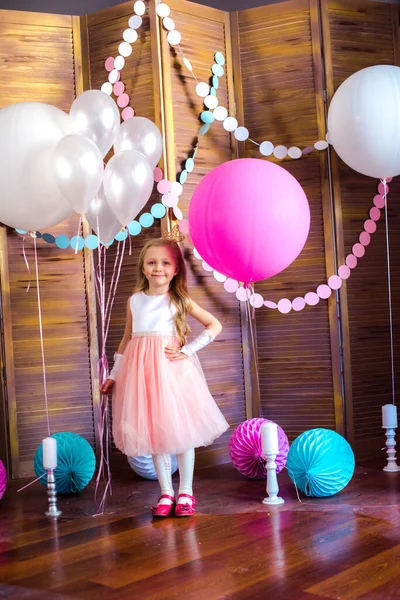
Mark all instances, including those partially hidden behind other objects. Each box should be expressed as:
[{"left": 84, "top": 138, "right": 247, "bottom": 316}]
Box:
[{"left": 152, "top": 448, "right": 195, "bottom": 505}]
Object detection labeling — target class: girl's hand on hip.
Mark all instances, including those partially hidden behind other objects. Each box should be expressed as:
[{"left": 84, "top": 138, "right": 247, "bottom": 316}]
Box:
[
  {"left": 165, "top": 346, "right": 188, "bottom": 361},
  {"left": 100, "top": 378, "right": 115, "bottom": 394}
]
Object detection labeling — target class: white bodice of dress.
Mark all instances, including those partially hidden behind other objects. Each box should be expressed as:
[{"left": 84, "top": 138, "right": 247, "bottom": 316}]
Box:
[{"left": 130, "top": 291, "right": 176, "bottom": 335}]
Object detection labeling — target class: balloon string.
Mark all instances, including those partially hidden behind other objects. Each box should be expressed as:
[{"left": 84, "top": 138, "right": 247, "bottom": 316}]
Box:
[
  {"left": 33, "top": 236, "right": 51, "bottom": 437},
  {"left": 75, "top": 215, "right": 83, "bottom": 254},
  {"left": 17, "top": 473, "right": 46, "bottom": 492},
  {"left": 284, "top": 466, "right": 302, "bottom": 503},
  {"left": 22, "top": 236, "right": 31, "bottom": 293},
  {"left": 383, "top": 178, "right": 395, "bottom": 404}
]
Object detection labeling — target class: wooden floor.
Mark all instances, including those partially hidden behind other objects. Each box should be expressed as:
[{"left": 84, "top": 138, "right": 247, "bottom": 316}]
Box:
[{"left": 0, "top": 460, "right": 400, "bottom": 599}]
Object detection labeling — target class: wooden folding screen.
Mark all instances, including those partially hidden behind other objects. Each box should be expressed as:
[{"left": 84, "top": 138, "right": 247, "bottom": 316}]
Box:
[{"left": 0, "top": 10, "right": 95, "bottom": 477}]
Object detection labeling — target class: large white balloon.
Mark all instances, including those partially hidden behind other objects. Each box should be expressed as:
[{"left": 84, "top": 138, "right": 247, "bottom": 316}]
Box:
[
  {"left": 328, "top": 65, "right": 400, "bottom": 178},
  {"left": 85, "top": 185, "right": 123, "bottom": 243},
  {"left": 113, "top": 116, "right": 163, "bottom": 168},
  {"left": 54, "top": 134, "right": 104, "bottom": 215},
  {"left": 0, "top": 102, "right": 75, "bottom": 231},
  {"left": 70, "top": 90, "right": 121, "bottom": 158},
  {"left": 103, "top": 150, "right": 154, "bottom": 225}
]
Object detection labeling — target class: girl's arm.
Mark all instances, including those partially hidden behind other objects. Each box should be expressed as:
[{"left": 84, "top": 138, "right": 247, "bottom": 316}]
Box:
[
  {"left": 100, "top": 297, "right": 132, "bottom": 392},
  {"left": 188, "top": 299, "right": 222, "bottom": 339}
]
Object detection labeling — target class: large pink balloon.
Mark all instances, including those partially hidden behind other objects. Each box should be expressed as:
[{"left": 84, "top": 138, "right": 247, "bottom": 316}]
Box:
[{"left": 189, "top": 158, "right": 310, "bottom": 283}]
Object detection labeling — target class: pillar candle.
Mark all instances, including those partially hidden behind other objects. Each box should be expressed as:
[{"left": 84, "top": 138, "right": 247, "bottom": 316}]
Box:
[
  {"left": 42, "top": 437, "right": 57, "bottom": 469},
  {"left": 261, "top": 421, "right": 279, "bottom": 455},
  {"left": 382, "top": 404, "right": 398, "bottom": 428}
]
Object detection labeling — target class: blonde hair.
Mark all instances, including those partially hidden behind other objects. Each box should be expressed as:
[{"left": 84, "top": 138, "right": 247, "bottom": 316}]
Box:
[{"left": 135, "top": 238, "right": 191, "bottom": 345}]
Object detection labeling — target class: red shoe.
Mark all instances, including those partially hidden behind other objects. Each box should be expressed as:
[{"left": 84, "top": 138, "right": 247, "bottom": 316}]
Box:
[
  {"left": 175, "top": 493, "right": 197, "bottom": 517},
  {"left": 151, "top": 494, "right": 175, "bottom": 517}
]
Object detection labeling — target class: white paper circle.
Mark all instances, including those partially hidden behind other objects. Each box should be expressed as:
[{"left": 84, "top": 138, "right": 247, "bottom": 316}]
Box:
[
  {"left": 183, "top": 58, "right": 193, "bottom": 71},
  {"left": 314, "top": 140, "right": 329, "bottom": 150},
  {"left": 128, "top": 15, "right": 142, "bottom": 29},
  {"left": 119, "top": 42, "right": 132, "bottom": 57},
  {"left": 213, "top": 106, "right": 228, "bottom": 121},
  {"left": 113, "top": 55, "right": 125, "bottom": 70},
  {"left": 108, "top": 69, "right": 120, "bottom": 84},
  {"left": 288, "top": 146, "right": 302, "bottom": 159},
  {"left": 193, "top": 248, "right": 202, "bottom": 260},
  {"left": 213, "top": 271, "right": 227, "bottom": 283},
  {"left": 223, "top": 117, "right": 238, "bottom": 132},
  {"left": 167, "top": 30, "right": 181, "bottom": 45},
  {"left": 196, "top": 82, "right": 210, "bottom": 98},
  {"left": 259, "top": 141, "right": 274, "bottom": 156},
  {"left": 173, "top": 206, "right": 183, "bottom": 220},
  {"left": 204, "top": 95, "right": 219, "bottom": 109},
  {"left": 234, "top": 127, "right": 249, "bottom": 141},
  {"left": 156, "top": 2, "right": 170, "bottom": 17},
  {"left": 171, "top": 181, "right": 183, "bottom": 196},
  {"left": 163, "top": 17, "right": 175, "bottom": 31},
  {"left": 273, "top": 145, "right": 288, "bottom": 159},
  {"left": 134, "top": 1, "right": 146, "bottom": 16},
  {"left": 101, "top": 82, "right": 113, "bottom": 95},
  {"left": 123, "top": 29, "right": 138, "bottom": 44},
  {"left": 202, "top": 260, "right": 214, "bottom": 272}
]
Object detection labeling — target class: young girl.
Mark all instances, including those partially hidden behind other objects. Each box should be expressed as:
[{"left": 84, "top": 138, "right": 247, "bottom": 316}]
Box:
[{"left": 101, "top": 238, "right": 229, "bottom": 517}]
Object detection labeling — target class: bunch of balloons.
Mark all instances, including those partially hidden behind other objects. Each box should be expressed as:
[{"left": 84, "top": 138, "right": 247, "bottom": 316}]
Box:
[{"left": 0, "top": 90, "right": 162, "bottom": 240}]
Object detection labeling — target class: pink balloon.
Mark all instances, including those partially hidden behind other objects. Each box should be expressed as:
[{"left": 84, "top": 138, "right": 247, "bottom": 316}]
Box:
[{"left": 189, "top": 158, "right": 310, "bottom": 283}]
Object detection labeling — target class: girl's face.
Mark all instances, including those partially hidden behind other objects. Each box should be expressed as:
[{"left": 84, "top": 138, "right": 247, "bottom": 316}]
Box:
[{"left": 142, "top": 245, "right": 178, "bottom": 292}]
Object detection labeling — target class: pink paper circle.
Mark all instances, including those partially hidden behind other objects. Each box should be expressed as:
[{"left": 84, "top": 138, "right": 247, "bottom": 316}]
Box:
[
  {"left": 359, "top": 231, "right": 370, "bottom": 246},
  {"left": 117, "top": 93, "right": 130, "bottom": 108},
  {"left": 277, "top": 298, "right": 291, "bottom": 313},
  {"left": 338, "top": 265, "right": 351, "bottom": 280},
  {"left": 292, "top": 297, "right": 306, "bottom": 311},
  {"left": 378, "top": 182, "right": 389, "bottom": 196},
  {"left": 364, "top": 219, "right": 377, "bottom": 234},
  {"left": 105, "top": 57, "right": 115, "bottom": 71},
  {"left": 180, "top": 219, "right": 189, "bottom": 234},
  {"left": 345, "top": 254, "right": 357, "bottom": 269},
  {"left": 373, "top": 194, "right": 385, "bottom": 209},
  {"left": 264, "top": 301, "right": 278, "bottom": 309},
  {"left": 202, "top": 261, "right": 214, "bottom": 272},
  {"left": 236, "top": 286, "right": 251, "bottom": 302},
  {"left": 113, "top": 81, "right": 125, "bottom": 96},
  {"left": 352, "top": 243, "right": 365, "bottom": 258},
  {"left": 328, "top": 275, "right": 342, "bottom": 290},
  {"left": 249, "top": 293, "right": 264, "bottom": 308},
  {"left": 369, "top": 207, "right": 381, "bottom": 221},
  {"left": 163, "top": 192, "right": 179, "bottom": 207},
  {"left": 122, "top": 107, "right": 134, "bottom": 121},
  {"left": 224, "top": 278, "right": 239, "bottom": 293},
  {"left": 386, "top": 177, "right": 393, "bottom": 183},
  {"left": 153, "top": 167, "right": 163, "bottom": 182},
  {"left": 317, "top": 284, "right": 331, "bottom": 299},
  {"left": 157, "top": 179, "right": 171, "bottom": 194},
  {"left": 304, "top": 292, "right": 319, "bottom": 306},
  {"left": 108, "top": 70, "right": 120, "bottom": 83}
]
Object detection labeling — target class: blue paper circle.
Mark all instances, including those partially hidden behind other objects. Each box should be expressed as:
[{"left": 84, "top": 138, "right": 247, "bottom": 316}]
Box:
[
  {"left": 200, "top": 111, "right": 215, "bottom": 124},
  {"left": 127, "top": 454, "right": 178, "bottom": 480},
  {"left": 128, "top": 220, "right": 142, "bottom": 236},
  {"left": 179, "top": 170, "right": 188, "bottom": 184},
  {"left": 185, "top": 158, "right": 194, "bottom": 173},
  {"left": 151, "top": 203, "right": 166, "bottom": 219},
  {"left": 212, "top": 64, "right": 224, "bottom": 77},
  {"left": 199, "top": 124, "right": 210, "bottom": 135},
  {"left": 115, "top": 229, "right": 128, "bottom": 242},
  {"left": 139, "top": 213, "right": 154, "bottom": 228},
  {"left": 34, "top": 432, "right": 96, "bottom": 494},
  {"left": 212, "top": 75, "right": 219, "bottom": 89},
  {"left": 286, "top": 428, "right": 355, "bottom": 498},
  {"left": 210, "top": 87, "right": 217, "bottom": 97},
  {"left": 42, "top": 233, "right": 55, "bottom": 244},
  {"left": 55, "top": 235, "right": 70, "bottom": 249},
  {"left": 215, "top": 51, "right": 225, "bottom": 65},
  {"left": 70, "top": 236, "right": 85, "bottom": 250},
  {"left": 35, "top": 232, "right": 42, "bottom": 239},
  {"left": 85, "top": 234, "right": 99, "bottom": 250},
  {"left": 16, "top": 229, "right": 28, "bottom": 234}
]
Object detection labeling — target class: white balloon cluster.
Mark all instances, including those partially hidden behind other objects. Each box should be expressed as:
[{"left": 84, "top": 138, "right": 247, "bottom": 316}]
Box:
[{"left": 0, "top": 90, "right": 162, "bottom": 240}]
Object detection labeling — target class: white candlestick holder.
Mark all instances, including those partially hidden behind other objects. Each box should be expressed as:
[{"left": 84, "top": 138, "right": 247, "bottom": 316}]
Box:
[
  {"left": 262, "top": 453, "right": 284, "bottom": 506},
  {"left": 383, "top": 427, "right": 400, "bottom": 472},
  {"left": 45, "top": 469, "right": 62, "bottom": 517}
]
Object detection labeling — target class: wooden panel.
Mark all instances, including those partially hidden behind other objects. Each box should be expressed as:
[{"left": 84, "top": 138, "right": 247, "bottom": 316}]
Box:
[
  {"left": 161, "top": 0, "right": 247, "bottom": 464},
  {"left": 0, "top": 10, "right": 95, "bottom": 477},
  {"left": 234, "top": 0, "right": 339, "bottom": 441},
  {"left": 324, "top": 0, "right": 400, "bottom": 455}
]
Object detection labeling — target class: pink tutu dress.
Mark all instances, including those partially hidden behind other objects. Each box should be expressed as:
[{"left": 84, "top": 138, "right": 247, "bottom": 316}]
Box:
[{"left": 112, "top": 291, "right": 229, "bottom": 456}]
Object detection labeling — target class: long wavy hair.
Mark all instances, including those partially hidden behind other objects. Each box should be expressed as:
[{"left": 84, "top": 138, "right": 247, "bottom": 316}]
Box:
[{"left": 135, "top": 238, "right": 191, "bottom": 345}]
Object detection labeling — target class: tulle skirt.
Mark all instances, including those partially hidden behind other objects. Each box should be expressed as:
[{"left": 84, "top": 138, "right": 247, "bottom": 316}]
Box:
[{"left": 112, "top": 333, "right": 229, "bottom": 456}]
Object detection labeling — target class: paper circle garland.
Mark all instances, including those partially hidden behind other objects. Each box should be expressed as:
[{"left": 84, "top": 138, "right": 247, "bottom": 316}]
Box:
[
  {"left": 229, "top": 418, "right": 289, "bottom": 479},
  {"left": 34, "top": 432, "right": 96, "bottom": 494},
  {"left": 127, "top": 454, "right": 178, "bottom": 480},
  {"left": 0, "top": 459, "right": 6, "bottom": 500},
  {"left": 286, "top": 428, "right": 355, "bottom": 497}
]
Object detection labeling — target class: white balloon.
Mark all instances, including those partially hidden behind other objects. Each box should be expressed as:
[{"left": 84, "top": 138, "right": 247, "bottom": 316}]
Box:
[
  {"left": 103, "top": 150, "right": 154, "bottom": 225},
  {"left": 54, "top": 134, "right": 104, "bottom": 214},
  {"left": 113, "top": 117, "right": 163, "bottom": 168},
  {"left": 85, "top": 184, "right": 123, "bottom": 243},
  {"left": 70, "top": 90, "right": 120, "bottom": 158},
  {"left": 0, "top": 102, "right": 74, "bottom": 231},
  {"left": 328, "top": 65, "right": 400, "bottom": 178}
]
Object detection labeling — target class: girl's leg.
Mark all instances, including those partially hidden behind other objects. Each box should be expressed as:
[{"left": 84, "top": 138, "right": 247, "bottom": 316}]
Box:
[
  {"left": 177, "top": 448, "right": 195, "bottom": 505},
  {"left": 152, "top": 453, "right": 174, "bottom": 505}
]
